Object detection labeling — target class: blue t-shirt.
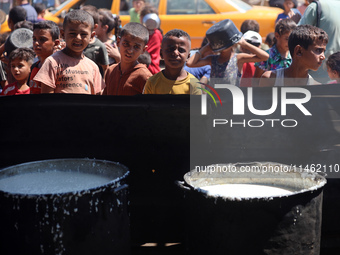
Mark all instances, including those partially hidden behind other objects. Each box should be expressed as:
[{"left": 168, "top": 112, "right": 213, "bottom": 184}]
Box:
[
  {"left": 21, "top": 3, "right": 38, "bottom": 23},
  {"left": 276, "top": 8, "right": 300, "bottom": 23},
  {"left": 184, "top": 65, "right": 211, "bottom": 80}
]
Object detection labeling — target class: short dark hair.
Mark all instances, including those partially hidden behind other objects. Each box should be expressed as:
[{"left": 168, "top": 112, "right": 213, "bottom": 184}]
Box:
[
  {"left": 63, "top": 9, "right": 94, "bottom": 29},
  {"left": 34, "top": 3, "right": 46, "bottom": 14},
  {"left": 275, "top": 18, "right": 297, "bottom": 36},
  {"left": 164, "top": 29, "right": 190, "bottom": 42},
  {"left": 99, "top": 9, "right": 122, "bottom": 40},
  {"left": 14, "top": 21, "right": 33, "bottom": 31},
  {"left": 288, "top": 25, "right": 328, "bottom": 56},
  {"left": 34, "top": 20, "right": 60, "bottom": 41},
  {"left": 81, "top": 5, "right": 99, "bottom": 25},
  {"left": 240, "top": 19, "right": 260, "bottom": 34},
  {"left": 273, "top": 18, "right": 297, "bottom": 45},
  {"left": 138, "top": 51, "right": 151, "bottom": 67},
  {"left": 326, "top": 52, "right": 340, "bottom": 75},
  {"left": 9, "top": 6, "right": 27, "bottom": 26},
  {"left": 140, "top": 3, "right": 158, "bottom": 20},
  {"left": 8, "top": 47, "right": 35, "bottom": 65},
  {"left": 265, "top": 32, "right": 275, "bottom": 48},
  {"left": 120, "top": 22, "right": 149, "bottom": 45},
  {"left": 98, "top": 9, "right": 116, "bottom": 33}
]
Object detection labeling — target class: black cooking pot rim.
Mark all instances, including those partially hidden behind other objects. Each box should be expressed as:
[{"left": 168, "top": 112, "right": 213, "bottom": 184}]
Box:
[{"left": 0, "top": 158, "right": 130, "bottom": 197}]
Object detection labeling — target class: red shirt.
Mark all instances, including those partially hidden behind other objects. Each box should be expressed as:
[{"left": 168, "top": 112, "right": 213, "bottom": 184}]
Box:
[
  {"left": 146, "top": 29, "right": 162, "bottom": 75},
  {"left": 29, "top": 61, "right": 41, "bottom": 94},
  {"left": 1, "top": 82, "right": 30, "bottom": 95},
  {"left": 240, "top": 62, "right": 256, "bottom": 87}
]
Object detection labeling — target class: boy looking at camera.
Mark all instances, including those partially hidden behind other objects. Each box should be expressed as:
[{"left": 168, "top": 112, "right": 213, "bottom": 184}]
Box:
[
  {"left": 1, "top": 48, "right": 34, "bottom": 96},
  {"left": 34, "top": 9, "right": 105, "bottom": 94},
  {"left": 29, "top": 20, "right": 60, "bottom": 94},
  {"left": 143, "top": 29, "right": 201, "bottom": 95},
  {"left": 103, "top": 22, "right": 152, "bottom": 95}
]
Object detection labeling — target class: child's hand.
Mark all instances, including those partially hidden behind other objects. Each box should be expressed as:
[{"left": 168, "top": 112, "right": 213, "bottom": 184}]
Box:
[
  {"left": 200, "top": 43, "right": 214, "bottom": 58},
  {"left": 105, "top": 42, "right": 121, "bottom": 62}
]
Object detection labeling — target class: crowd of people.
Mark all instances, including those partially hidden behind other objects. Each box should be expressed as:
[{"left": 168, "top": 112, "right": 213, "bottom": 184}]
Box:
[{"left": 0, "top": 0, "right": 340, "bottom": 96}]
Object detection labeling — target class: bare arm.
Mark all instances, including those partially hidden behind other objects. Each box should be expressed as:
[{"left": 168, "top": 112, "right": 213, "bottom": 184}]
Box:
[
  {"left": 236, "top": 38, "right": 269, "bottom": 70},
  {"left": 186, "top": 43, "right": 213, "bottom": 68},
  {"left": 259, "top": 70, "right": 276, "bottom": 87},
  {"left": 41, "top": 84, "right": 55, "bottom": 93},
  {"left": 252, "top": 66, "right": 266, "bottom": 87}
]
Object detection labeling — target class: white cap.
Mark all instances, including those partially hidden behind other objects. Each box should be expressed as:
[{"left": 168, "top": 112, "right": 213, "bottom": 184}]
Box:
[{"left": 243, "top": 31, "right": 262, "bottom": 45}]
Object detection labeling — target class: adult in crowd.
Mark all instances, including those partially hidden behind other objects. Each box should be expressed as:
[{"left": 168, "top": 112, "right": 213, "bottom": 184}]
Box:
[{"left": 17, "top": 0, "right": 38, "bottom": 23}]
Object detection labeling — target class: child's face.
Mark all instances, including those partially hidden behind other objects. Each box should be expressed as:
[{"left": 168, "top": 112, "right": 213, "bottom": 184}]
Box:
[
  {"left": 301, "top": 41, "right": 327, "bottom": 71},
  {"left": 33, "top": 29, "right": 59, "bottom": 60},
  {"left": 133, "top": 0, "right": 145, "bottom": 12},
  {"left": 284, "top": 0, "right": 294, "bottom": 12},
  {"left": 10, "top": 58, "right": 31, "bottom": 82},
  {"left": 118, "top": 34, "right": 147, "bottom": 65},
  {"left": 275, "top": 31, "right": 290, "bottom": 52},
  {"left": 327, "top": 66, "right": 339, "bottom": 80},
  {"left": 62, "top": 21, "right": 94, "bottom": 56},
  {"left": 95, "top": 21, "right": 106, "bottom": 39},
  {"left": 161, "top": 36, "right": 190, "bottom": 70}
]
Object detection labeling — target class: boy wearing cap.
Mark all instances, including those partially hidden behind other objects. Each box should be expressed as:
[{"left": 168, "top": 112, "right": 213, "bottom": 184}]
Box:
[
  {"left": 239, "top": 31, "right": 262, "bottom": 87},
  {"left": 143, "top": 29, "right": 201, "bottom": 95}
]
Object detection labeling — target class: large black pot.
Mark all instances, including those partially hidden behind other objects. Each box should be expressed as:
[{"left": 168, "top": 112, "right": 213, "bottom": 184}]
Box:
[
  {"left": 0, "top": 158, "right": 130, "bottom": 255},
  {"left": 179, "top": 162, "right": 326, "bottom": 255}
]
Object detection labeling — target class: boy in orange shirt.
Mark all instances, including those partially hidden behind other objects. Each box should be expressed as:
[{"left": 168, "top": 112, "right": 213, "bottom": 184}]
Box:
[
  {"left": 103, "top": 22, "right": 152, "bottom": 95},
  {"left": 34, "top": 10, "right": 105, "bottom": 94},
  {"left": 1, "top": 48, "right": 34, "bottom": 96}
]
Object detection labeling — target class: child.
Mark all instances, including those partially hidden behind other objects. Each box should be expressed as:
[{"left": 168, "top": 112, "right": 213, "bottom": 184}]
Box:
[
  {"left": 96, "top": 9, "right": 121, "bottom": 65},
  {"left": 33, "top": 9, "right": 105, "bottom": 94},
  {"left": 265, "top": 32, "right": 275, "bottom": 49},
  {"left": 81, "top": 5, "right": 109, "bottom": 77},
  {"left": 103, "top": 22, "right": 151, "bottom": 95},
  {"left": 138, "top": 51, "right": 151, "bottom": 68},
  {"left": 187, "top": 23, "right": 269, "bottom": 87},
  {"left": 129, "top": 0, "right": 145, "bottom": 23},
  {"left": 140, "top": 5, "right": 162, "bottom": 74},
  {"left": 326, "top": 52, "right": 340, "bottom": 84},
  {"left": 7, "top": 6, "right": 27, "bottom": 31},
  {"left": 259, "top": 25, "right": 328, "bottom": 87},
  {"left": 253, "top": 19, "right": 297, "bottom": 86},
  {"left": 276, "top": 0, "right": 301, "bottom": 23},
  {"left": 143, "top": 29, "right": 201, "bottom": 95},
  {"left": 1, "top": 48, "right": 34, "bottom": 95},
  {"left": 239, "top": 31, "right": 262, "bottom": 87},
  {"left": 184, "top": 37, "right": 211, "bottom": 85},
  {"left": 29, "top": 20, "right": 60, "bottom": 94},
  {"left": 34, "top": 3, "right": 46, "bottom": 21}
]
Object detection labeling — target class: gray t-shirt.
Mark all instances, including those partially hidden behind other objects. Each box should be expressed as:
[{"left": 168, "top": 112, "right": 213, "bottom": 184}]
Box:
[{"left": 84, "top": 38, "right": 109, "bottom": 76}]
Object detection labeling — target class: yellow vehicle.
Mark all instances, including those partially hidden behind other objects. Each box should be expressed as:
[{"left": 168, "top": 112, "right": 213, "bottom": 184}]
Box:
[{"left": 1, "top": 0, "right": 282, "bottom": 49}]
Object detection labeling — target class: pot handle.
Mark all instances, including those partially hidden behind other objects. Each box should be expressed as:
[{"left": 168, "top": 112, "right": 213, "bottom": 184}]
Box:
[
  {"left": 175, "top": 181, "right": 191, "bottom": 191},
  {"left": 113, "top": 184, "right": 129, "bottom": 194}
]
